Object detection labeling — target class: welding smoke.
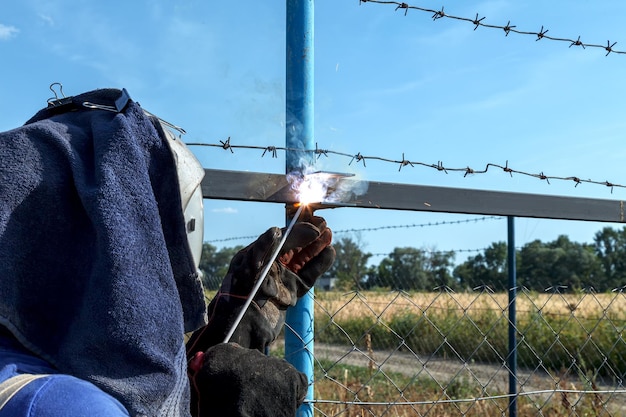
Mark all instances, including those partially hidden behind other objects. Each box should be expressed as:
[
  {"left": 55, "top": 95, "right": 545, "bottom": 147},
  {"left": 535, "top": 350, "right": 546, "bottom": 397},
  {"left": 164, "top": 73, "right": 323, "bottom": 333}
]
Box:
[
  {"left": 287, "top": 164, "right": 368, "bottom": 205},
  {"left": 285, "top": 111, "right": 368, "bottom": 205}
]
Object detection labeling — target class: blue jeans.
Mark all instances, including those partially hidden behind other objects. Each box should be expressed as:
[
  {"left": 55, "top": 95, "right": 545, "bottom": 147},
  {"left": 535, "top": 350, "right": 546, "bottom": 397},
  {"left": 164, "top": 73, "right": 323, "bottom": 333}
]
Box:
[{"left": 0, "top": 331, "right": 129, "bottom": 417}]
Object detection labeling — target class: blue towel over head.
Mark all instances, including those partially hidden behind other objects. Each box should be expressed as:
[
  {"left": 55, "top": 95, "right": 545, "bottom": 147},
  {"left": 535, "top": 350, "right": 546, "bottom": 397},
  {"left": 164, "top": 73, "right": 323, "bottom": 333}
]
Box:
[{"left": 0, "top": 88, "right": 207, "bottom": 417}]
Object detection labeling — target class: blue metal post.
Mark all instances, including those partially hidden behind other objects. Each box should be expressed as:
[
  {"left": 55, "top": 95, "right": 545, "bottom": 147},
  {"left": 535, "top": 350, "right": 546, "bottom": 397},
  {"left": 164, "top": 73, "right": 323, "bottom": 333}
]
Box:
[
  {"left": 507, "top": 216, "right": 518, "bottom": 417},
  {"left": 285, "top": 1, "right": 315, "bottom": 416}
]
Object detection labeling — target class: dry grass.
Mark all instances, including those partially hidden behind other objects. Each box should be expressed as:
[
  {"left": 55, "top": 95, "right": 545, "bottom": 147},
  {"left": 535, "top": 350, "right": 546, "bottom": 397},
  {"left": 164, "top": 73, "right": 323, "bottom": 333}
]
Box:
[
  {"left": 310, "top": 290, "right": 626, "bottom": 416},
  {"left": 311, "top": 359, "right": 621, "bottom": 417},
  {"left": 314, "top": 290, "right": 626, "bottom": 322}
]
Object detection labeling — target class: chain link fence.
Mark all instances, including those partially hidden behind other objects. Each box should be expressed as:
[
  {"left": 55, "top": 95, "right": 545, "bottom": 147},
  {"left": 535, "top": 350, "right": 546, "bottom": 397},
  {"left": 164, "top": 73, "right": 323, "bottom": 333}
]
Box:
[{"left": 281, "top": 287, "right": 626, "bottom": 416}]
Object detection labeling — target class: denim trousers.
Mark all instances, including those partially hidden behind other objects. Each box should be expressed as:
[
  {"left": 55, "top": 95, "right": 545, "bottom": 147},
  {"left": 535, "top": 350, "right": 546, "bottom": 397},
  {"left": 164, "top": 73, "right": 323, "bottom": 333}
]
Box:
[{"left": 0, "top": 331, "right": 129, "bottom": 417}]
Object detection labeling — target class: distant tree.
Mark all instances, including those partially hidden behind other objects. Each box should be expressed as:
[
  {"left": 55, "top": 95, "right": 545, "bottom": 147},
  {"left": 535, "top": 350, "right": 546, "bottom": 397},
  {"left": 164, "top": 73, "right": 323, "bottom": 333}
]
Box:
[
  {"left": 518, "top": 239, "right": 559, "bottom": 290},
  {"left": 593, "top": 227, "right": 626, "bottom": 291},
  {"left": 369, "top": 247, "right": 427, "bottom": 290},
  {"left": 518, "top": 235, "right": 603, "bottom": 291},
  {"left": 198, "top": 243, "right": 243, "bottom": 290},
  {"left": 453, "top": 242, "right": 508, "bottom": 291},
  {"left": 367, "top": 247, "right": 455, "bottom": 291},
  {"left": 326, "top": 236, "right": 372, "bottom": 291},
  {"left": 424, "top": 248, "right": 456, "bottom": 290}
]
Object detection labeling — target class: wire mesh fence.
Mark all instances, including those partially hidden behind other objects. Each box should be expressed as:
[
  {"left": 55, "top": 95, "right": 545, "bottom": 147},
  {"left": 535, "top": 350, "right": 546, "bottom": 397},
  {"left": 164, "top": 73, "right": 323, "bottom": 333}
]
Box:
[{"left": 280, "top": 287, "right": 626, "bottom": 416}]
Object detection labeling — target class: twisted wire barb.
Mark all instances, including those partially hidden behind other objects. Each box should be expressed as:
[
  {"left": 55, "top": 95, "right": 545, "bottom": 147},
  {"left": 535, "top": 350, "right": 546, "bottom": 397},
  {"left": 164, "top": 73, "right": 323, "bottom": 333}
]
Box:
[
  {"left": 187, "top": 141, "right": 626, "bottom": 193},
  {"left": 359, "top": 0, "right": 625, "bottom": 56},
  {"left": 206, "top": 216, "right": 502, "bottom": 244}
]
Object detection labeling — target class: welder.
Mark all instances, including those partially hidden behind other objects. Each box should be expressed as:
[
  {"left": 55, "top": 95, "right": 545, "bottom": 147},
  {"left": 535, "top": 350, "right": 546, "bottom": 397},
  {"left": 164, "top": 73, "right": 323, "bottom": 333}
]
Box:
[{"left": 0, "top": 88, "right": 335, "bottom": 417}]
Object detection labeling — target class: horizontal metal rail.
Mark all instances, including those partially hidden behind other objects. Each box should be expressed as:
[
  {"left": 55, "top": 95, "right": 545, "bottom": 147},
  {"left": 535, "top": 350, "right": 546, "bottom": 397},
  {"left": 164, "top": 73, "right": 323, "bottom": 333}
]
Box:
[{"left": 201, "top": 169, "right": 626, "bottom": 223}]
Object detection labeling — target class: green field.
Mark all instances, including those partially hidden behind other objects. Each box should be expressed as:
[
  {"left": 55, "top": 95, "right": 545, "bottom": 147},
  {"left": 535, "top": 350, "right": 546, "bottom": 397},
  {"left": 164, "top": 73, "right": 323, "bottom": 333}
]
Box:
[{"left": 308, "top": 290, "right": 626, "bottom": 416}]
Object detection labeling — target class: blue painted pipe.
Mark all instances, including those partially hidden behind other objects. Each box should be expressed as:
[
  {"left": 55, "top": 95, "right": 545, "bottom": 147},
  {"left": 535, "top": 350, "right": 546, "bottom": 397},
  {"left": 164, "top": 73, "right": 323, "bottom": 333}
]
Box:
[
  {"left": 507, "top": 216, "right": 518, "bottom": 417},
  {"left": 285, "top": 1, "right": 315, "bottom": 416}
]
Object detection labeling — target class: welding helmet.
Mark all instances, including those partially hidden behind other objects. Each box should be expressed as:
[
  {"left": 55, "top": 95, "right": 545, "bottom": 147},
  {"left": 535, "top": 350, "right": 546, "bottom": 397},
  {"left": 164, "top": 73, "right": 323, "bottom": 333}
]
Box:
[{"left": 159, "top": 122, "right": 205, "bottom": 271}]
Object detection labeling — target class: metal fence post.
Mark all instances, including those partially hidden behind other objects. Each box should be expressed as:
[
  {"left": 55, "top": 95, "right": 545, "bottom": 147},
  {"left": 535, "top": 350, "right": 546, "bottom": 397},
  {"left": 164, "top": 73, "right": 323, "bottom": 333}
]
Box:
[
  {"left": 285, "top": 0, "right": 315, "bottom": 416},
  {"left": 507, "top": 216, "right": 517, "bottom": 417}
]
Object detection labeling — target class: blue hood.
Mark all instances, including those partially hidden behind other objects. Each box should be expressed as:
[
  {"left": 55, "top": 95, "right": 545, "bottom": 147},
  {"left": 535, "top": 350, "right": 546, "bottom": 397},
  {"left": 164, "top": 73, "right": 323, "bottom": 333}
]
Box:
[{"left": 0, "top": 88, "right": 207, "bottom": 417}]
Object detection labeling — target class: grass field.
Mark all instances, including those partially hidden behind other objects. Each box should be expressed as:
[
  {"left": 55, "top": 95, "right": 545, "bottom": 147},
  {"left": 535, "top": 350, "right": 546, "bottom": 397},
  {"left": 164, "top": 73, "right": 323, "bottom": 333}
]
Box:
[
  {"left": 310, "top": 358, "right": 621, "bottom": 417},
  {"left": 203, "top": 289, "right": 626, "bottom": 415},
  {"left": 314, "top": 290, "right": 626, "bottom": 322},
  {"left": 307, "top": 290, "right": 626, "bottom": 416}
]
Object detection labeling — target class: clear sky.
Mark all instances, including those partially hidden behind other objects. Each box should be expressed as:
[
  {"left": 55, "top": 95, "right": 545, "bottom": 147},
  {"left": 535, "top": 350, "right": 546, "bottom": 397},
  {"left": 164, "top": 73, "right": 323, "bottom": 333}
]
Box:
[{"left": 3, "top": 1, "right": 626, "bottom": 268}]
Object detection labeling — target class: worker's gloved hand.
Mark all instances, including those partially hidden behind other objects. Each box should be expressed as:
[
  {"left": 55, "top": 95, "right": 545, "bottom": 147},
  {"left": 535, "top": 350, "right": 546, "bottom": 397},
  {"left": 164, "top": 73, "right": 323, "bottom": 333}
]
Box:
[
  {"left": 189, "top": 343, "right": 308, "bottom": 417},
  {"left": 186, "top": 212, "right": 335, "bottom": 354}
]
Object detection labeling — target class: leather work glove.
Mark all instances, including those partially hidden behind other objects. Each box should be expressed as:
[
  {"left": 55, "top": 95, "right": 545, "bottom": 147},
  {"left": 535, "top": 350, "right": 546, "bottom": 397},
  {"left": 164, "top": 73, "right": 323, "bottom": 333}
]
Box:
[
  {"left": 188, "top": 343, "right": 308, "bottom": 417},
  {"left": 186, "top": 212, "right": 335, "bottom": 355}
]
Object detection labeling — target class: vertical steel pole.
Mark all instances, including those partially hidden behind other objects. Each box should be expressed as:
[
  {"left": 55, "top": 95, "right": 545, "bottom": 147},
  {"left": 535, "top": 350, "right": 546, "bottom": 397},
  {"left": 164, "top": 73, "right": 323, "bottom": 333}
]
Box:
[
  {"left": 286, "top": 1, "right": 315, "bottom": 416},
  {"left": 507, "top": 216, "right": 518, "bottom": 417}
]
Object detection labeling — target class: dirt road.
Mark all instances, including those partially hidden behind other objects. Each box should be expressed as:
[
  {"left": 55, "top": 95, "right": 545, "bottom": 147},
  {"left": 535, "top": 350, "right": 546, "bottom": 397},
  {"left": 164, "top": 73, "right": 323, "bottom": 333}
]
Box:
[{"left": 311, "top": 343, "right": 626, "bottom": 412}]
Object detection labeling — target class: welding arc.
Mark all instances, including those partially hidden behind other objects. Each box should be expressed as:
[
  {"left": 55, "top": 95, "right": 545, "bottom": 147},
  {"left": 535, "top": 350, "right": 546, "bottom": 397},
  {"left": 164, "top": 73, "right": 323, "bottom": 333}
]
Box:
[{"left": 222, "top": 204, "right": 306, "bottom": 344}]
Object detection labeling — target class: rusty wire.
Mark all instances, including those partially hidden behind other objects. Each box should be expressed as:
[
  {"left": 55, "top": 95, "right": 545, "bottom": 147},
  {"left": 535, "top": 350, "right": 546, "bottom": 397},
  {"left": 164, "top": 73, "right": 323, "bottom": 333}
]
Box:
[
  {"left": 187, "top": 139, "right": 626, "bottom": 193},
  {"left": 368, "top": 247, "right": 489, "bottom": 258},
  {"left": 336, "top": 216, "right": 502, "bottom": 234},
  {"left": 359, "top": 0, "right": 625, "bottom": 56},
  {"left": 206, "top": 215, "right": 502, "bottom": 244}
]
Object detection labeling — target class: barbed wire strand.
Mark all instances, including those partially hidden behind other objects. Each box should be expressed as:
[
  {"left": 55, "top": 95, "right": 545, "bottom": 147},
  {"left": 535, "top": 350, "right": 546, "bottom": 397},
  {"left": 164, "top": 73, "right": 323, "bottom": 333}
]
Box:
[
  {"left": 206, "top": 215, "right": 502, "bottom": 244},
  {"left": 187, "top": 140, "right": 626, "bottom": 193},
  {"left": 368, "top": 247, "right": 488, "bottom": 258},
  {"left": 359, "top": 0, "right": 624, "bottom": 56}
]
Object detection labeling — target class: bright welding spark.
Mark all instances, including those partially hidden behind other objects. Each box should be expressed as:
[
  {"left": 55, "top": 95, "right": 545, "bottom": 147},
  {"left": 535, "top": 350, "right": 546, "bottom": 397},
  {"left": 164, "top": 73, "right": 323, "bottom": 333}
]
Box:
[
  {"left": 287, "top": 170, "right": 365, "bottom": 206},
  {"left": 297, "top": 175, "right": 327, "bottom": 205}
]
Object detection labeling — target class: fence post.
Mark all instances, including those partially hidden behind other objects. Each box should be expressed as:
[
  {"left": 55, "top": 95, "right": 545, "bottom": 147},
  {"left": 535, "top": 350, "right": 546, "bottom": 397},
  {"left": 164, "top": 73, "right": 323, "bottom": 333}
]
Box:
[
  {"left": 285, "top": 1, "right": 315, "bottom": 416},
  {"left": 507, "top": 216, "right": 518, "bottom": 417}
]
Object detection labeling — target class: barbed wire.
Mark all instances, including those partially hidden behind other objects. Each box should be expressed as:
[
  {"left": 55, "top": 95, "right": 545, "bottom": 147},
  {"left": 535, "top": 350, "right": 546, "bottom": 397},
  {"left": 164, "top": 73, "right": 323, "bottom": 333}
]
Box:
[
  {"left": 334, "top": 215, "right": 502, "bottom": 234},
  {"left": 368, "top": 247, "right": 488, "bottom": 258},
  {"left": 205, "top": 240, "right": 489, "bottom": 257},
  {"left": 359, "top": 0, "right": 625, "bottom": 56},
  {"left": 187, "top": 139, "right": 626, "bottom": 193},
  {"left": 206, "top": 215, "right": 502, "bottom": 244}
]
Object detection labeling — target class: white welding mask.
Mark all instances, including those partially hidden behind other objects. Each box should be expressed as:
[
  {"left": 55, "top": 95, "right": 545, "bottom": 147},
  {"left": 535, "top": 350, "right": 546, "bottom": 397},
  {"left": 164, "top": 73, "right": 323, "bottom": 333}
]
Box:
[{"left": 159, "top": 122, "right": 205, "bottom": 271}]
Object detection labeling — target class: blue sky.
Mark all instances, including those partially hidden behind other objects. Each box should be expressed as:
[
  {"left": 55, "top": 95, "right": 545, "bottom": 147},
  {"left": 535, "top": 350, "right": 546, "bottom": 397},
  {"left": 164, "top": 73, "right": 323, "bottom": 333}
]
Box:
[{"left": 3, "top": 1, "right": 626, "bottom": 268}]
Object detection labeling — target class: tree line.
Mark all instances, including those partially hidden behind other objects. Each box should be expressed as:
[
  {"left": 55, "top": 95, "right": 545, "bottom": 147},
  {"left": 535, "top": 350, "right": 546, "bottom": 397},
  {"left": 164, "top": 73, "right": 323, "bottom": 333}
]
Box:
[{"left": 199, "top": 226, "right": 626, "bottom": 293}]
